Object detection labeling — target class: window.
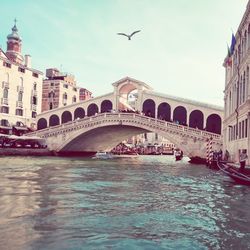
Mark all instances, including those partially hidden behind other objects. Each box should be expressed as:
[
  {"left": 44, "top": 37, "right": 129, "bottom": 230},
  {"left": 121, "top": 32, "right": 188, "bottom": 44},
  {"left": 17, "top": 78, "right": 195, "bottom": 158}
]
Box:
[
  {"left": 32, "top": 96, "right": 37, "bottom": 105},
  {"left": 18, "top": 67, "right": 25, "bottom": 73},
  {"left": 3, "top": 61, "right": 11, "bottom": 68},
  {"left": 72, "top": 96, "right": 77, "bottom": 103},
  {"left": 73, "top": 87, "right": 77, "bottom": 92},
  {"left": 50, "top": 82, "right": 54, "bottom": 87},
  {"left": 1, "top": 119, "right": 9, "bottom": 126},
  {"left": 32, "top": 112, "right": 37, "bottom": 118},
  {"left": 33, "top": 83, "right": 37, "bottom": 90},
  {"left": 16, "top": 109, "right": 23, "bottom": 116},
  {"left": 48, "top": 91, "right": 55, "bottom": 98},
  {"left": 3, "top": 88, "right": 8, "bottom": 99},
  {"left": 32, "top": 72, "right": 38, "bottom": 78},
  {"left": 18, "top": 92, "right": 23, "bottom": 102},
  {"left": 63, "top": 93, "right": 67, "bottom": 99},
  {"left": 63, "top": 84, "right": 68, "bottom": 89},
  {"left": 246, "top": 119, "right": 248, "bottom": 137},
  {"left": 0, "top": 106, "right": 9, "bottom": 114},
  {"left": 49, "top": 103, "right": 53, "bottom": 110}
]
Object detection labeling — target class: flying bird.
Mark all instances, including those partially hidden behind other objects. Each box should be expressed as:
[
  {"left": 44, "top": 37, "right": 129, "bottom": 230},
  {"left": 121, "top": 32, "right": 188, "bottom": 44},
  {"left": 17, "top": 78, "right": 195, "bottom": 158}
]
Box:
[{"left": 117, "top": 30, "right": 141, "bottom": 40}]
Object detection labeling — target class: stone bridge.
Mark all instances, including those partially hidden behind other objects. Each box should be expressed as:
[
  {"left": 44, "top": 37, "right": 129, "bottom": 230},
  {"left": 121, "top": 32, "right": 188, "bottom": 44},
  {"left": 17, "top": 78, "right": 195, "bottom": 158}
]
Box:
[{"left": 28, "top": 112, "right": 222, "bottom": 160}]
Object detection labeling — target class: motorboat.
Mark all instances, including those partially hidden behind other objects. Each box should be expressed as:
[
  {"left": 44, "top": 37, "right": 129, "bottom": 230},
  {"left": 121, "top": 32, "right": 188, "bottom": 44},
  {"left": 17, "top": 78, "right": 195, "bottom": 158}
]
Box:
[
  {"left": 175, "top": 149, "right": 183, "bottom": 161},
  {"left": 92, "top": 151, "right": 113, "bottom": 159}
]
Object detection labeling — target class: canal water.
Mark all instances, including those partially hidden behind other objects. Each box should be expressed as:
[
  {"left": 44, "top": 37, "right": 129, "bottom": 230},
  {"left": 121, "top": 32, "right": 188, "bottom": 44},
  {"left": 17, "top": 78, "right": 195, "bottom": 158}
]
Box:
[{"left": 0, "top": 155, "right": 250, "bottom": 250}]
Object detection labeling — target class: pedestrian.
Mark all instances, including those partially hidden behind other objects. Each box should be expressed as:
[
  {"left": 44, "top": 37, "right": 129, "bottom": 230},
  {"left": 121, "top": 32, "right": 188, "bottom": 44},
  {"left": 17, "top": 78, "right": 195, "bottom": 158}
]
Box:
[{"left": 239, "top": 149, "right": 248, "bottom": 172}]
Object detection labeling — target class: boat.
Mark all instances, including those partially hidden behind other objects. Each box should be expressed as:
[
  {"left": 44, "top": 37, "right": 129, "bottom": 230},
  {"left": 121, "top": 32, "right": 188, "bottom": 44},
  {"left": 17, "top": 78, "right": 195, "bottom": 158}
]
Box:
[
  {"left": 175, "top": 149, "right": 183, "bottom": 161},
  {"left": 92, "top": 151, "right": 113, "bottom": 159},
  {"left": 217, "top": 161, "right": 250, "bottom": 186}
]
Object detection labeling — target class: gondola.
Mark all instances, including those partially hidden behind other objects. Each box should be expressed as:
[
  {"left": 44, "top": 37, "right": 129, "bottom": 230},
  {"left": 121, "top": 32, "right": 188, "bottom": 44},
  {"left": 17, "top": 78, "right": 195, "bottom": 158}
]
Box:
[{"left": 217, "top": 161, "right": 250, "bottom": 186}]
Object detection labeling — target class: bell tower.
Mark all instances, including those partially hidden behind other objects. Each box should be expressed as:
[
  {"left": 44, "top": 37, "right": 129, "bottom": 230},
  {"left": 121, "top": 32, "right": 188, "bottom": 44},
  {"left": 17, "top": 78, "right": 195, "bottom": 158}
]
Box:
[{"left": 6, "top": 19, "right": 24, "bottom": 64}]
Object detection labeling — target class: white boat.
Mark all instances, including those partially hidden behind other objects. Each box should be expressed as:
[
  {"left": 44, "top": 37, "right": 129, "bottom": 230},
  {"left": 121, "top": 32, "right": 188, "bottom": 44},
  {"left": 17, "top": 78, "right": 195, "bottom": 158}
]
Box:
[{"left": 92, "top": 151, "right": 113, "bottom": 159}]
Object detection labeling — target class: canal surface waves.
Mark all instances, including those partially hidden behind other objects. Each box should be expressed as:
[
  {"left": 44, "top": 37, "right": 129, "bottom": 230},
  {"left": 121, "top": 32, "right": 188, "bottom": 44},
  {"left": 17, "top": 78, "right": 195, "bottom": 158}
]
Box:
[{"left": 0, "top": 156, "right": 250, "bottom": 250}]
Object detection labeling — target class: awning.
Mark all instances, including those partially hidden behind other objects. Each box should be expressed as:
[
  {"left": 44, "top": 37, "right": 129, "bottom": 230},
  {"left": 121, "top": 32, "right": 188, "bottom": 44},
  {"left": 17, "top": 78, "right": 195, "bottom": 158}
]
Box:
[
  {"left": 13, "top": 126, "right": 29, "bottom": 131},
  {"left": 0, "top": 125, "right": 12, "bottom": 130}
]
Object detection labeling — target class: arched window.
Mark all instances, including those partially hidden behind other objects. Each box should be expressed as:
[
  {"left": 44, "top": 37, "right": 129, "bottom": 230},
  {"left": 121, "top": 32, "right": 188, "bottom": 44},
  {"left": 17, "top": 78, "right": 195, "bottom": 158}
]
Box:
[
  {"left": 248, "top": 24, "right": 250, "bottom": 48},
  {"left": 63, "top": 93, "right": 67, "bottom": 105},
  {"left": 74, "top": 107, "right": 85, "bottom": 120},
  {"left": 3, "top": 88, "right": 8, "bottom": 99},
  {"left": 61, "top": 111, "right": 72, "bottom": 124},
  {"left": 206, "top": 114, "right": 222, "bottom": 134},
  {"left": 173, "top": 106, "right": 187, "bottom": 125},
  {"left": 20, "top": 77, "right": 23, "bottom": 87},
  {"left": 142, "top": 99, "right": 155, "bottom": 117},
  {"left": 49, "top": 114, "right": 60, "bottom": 126},
  {"left": 157, "top": 102, "right": 171, "bottom": 121},
  {"left": 72, "top": 95, "right": 77, "bottom": 103},
  {"left": 33, "top": 82, "right": 37, "bottom": 90},
  {"left": 32, "top": 96, "right": 37, "bottom": 105},
  {"left": 189, "top": 110, "right": 204, "bottom": 129},
  {"left": 101, "top": 100, "right": 113, "bottom": 113},
  {"left": 37, "top": 118, "right": 47, "bottom": 130},
  {"left": 18, "top": 92, "right": 23, "bottom": 102},
  {"left": 87, "top": 103, "right": 99, "bottom": 116}
]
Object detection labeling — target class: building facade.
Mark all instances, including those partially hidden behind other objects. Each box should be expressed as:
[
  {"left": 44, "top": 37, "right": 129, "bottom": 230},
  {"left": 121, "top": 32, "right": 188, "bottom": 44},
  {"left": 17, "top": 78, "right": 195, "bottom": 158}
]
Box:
[
  {"left": 42, "top": 68, "right": 92, "bottom": 112},
  {"left": 0, "top": 21, "right": 43, "bottom": 134},
  {"left": 223, "top": 1, "right": 250, "bottom": 163}
]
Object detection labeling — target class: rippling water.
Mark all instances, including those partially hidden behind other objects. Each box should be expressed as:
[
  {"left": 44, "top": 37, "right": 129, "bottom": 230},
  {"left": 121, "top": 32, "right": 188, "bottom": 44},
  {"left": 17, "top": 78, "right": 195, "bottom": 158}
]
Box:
[{"left": 0, "top": 155, "right": 250, "bottom": 250}]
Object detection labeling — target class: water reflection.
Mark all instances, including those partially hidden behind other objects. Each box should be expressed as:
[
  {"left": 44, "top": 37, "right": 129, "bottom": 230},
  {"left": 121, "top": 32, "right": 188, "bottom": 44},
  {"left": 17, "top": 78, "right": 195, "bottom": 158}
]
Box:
[{"left": 0, "top": 156, "right": 250, "bottom": 249}]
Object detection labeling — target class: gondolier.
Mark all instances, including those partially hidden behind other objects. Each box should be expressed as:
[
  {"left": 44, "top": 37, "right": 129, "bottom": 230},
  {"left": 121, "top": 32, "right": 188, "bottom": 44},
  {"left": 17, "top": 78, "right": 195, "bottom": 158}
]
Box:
[{"left": 239, "top": 150, "right": 248, "bottom": 172}]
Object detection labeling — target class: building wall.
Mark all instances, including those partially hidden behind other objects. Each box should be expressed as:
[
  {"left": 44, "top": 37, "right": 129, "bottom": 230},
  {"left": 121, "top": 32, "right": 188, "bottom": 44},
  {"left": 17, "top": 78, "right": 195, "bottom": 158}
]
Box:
[
  {"left": 0, "top": 56, "right": 43, "bottom": 130},
  {"left": 42, "top": 79, "right": 79, "bottom": 112},
  {"left": 223, "top": 1, "right": 250, "bottom": 163}
]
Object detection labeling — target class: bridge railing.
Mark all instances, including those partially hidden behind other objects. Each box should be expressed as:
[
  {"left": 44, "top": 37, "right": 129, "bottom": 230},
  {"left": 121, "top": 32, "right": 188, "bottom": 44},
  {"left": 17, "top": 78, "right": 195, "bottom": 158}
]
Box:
[{"left": 28, "top": 112, "right": 222, "bottom": 141}]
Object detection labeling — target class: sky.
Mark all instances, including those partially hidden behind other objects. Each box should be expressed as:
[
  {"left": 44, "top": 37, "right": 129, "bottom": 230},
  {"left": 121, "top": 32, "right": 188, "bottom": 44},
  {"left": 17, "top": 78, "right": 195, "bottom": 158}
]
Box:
[{"left": 0, "top": 0, "right": 248, "bottom": 106}]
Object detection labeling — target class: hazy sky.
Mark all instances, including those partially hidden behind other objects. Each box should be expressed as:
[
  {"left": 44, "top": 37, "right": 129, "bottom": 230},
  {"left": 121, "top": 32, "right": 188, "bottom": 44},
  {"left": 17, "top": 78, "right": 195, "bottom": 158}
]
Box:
[{"left": 0, "top": 0, "right": 248, "bottom": 106}]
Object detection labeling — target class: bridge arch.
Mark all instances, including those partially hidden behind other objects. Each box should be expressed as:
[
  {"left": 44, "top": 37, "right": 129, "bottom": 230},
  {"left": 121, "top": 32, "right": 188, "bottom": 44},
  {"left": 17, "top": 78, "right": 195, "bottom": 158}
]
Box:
[
  {"left": 157, "top": 102, "right": 171, "bottom": 121},
  {"left": 87, "top": 103, "right": 99, "bottom": 116},
  {"left": 189, "top": 110, "right": 204, "bottom": 129},
  {"left": 206, "top": 114, "right": 221, "bottom": 134},
  {"left": 74, "top": 107, "right": 85, "bottom": 120},
  {"left": 101, "top": 100, "right": 113, "bottom": 113},
  {"left": 143, "top": 99, "right": 155, "bottom": 117},
  {"left": 37, "top": 118, "right": 47, "bottom": 130},
  {"left": 173, "top": 106, "right": 187, "bottom": 125},
  {"left": 49, "top": 114, "right": 60, "bottom": 127},
  {"left": 62, "top": 111, "right": 72, "bottom": 124}
]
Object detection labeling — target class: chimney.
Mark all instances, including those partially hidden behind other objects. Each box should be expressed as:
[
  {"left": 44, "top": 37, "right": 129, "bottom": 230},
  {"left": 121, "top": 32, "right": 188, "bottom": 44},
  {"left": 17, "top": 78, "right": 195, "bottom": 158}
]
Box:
[{"left": 25, "top": 54, "right": 31, "bottom": 68}]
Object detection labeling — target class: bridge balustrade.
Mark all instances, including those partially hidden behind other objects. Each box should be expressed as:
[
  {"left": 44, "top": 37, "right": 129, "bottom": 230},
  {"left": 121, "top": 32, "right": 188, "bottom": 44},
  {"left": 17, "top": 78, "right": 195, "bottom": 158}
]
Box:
[{"left": 30, "top": 113, "right": 222, "bottom": 142}]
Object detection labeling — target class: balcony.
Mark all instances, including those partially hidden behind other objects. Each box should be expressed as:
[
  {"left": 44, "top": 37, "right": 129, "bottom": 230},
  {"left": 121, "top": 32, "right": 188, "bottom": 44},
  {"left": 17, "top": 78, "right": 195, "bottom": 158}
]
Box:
[
  {"left": 17, "top": 85, "right": 24, "bottom": 92},
  {"left": 1, "top": 98, "right": 8, "bottom": 105},
  {"left": 2, "top": 81, "right": 9, "bottom": 89},
  {"left": 31, "top": 104, "right": 37, "bottom": 111},
  {"left": 16, "top": 101, "right": 23, "bottom": 108}
]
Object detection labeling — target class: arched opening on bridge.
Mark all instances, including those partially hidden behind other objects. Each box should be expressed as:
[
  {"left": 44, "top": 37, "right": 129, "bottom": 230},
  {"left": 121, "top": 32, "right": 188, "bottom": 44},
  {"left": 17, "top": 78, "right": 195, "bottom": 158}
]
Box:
[
  {"left": 117, "top": 82, "right": 138, "bottom": 111},
  {"left": 101, "top": 100, "right": 113, "bottom": 113},
  {"left": 143, "top": 99, "right": 155, "bottom": 117},
  {"left": 87, "top": 103, "right": 99, "bottom": 116},
  {"left": 157, "top": 102, "right": 171, "bottom": 121},
  {"left": 189, "top": 110, "right": 204, "bottom": 129},
  {"left": 74, "top": 107, "right": 85, "bottom": 120},
  {"left": 49, "top": 114, "right": 60, "bottom": 127},
  {"left": 62, "top": 111, "right": 72, "bottom": 124},
  {"left": 206, "top": 114, "right": 221, "bottom": 134},
  {"left": 173, "top": 106, "right": 187, "bottom": 125},
  {"left": 37, "top": 118, "right": 47, "bottom": 130}
]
